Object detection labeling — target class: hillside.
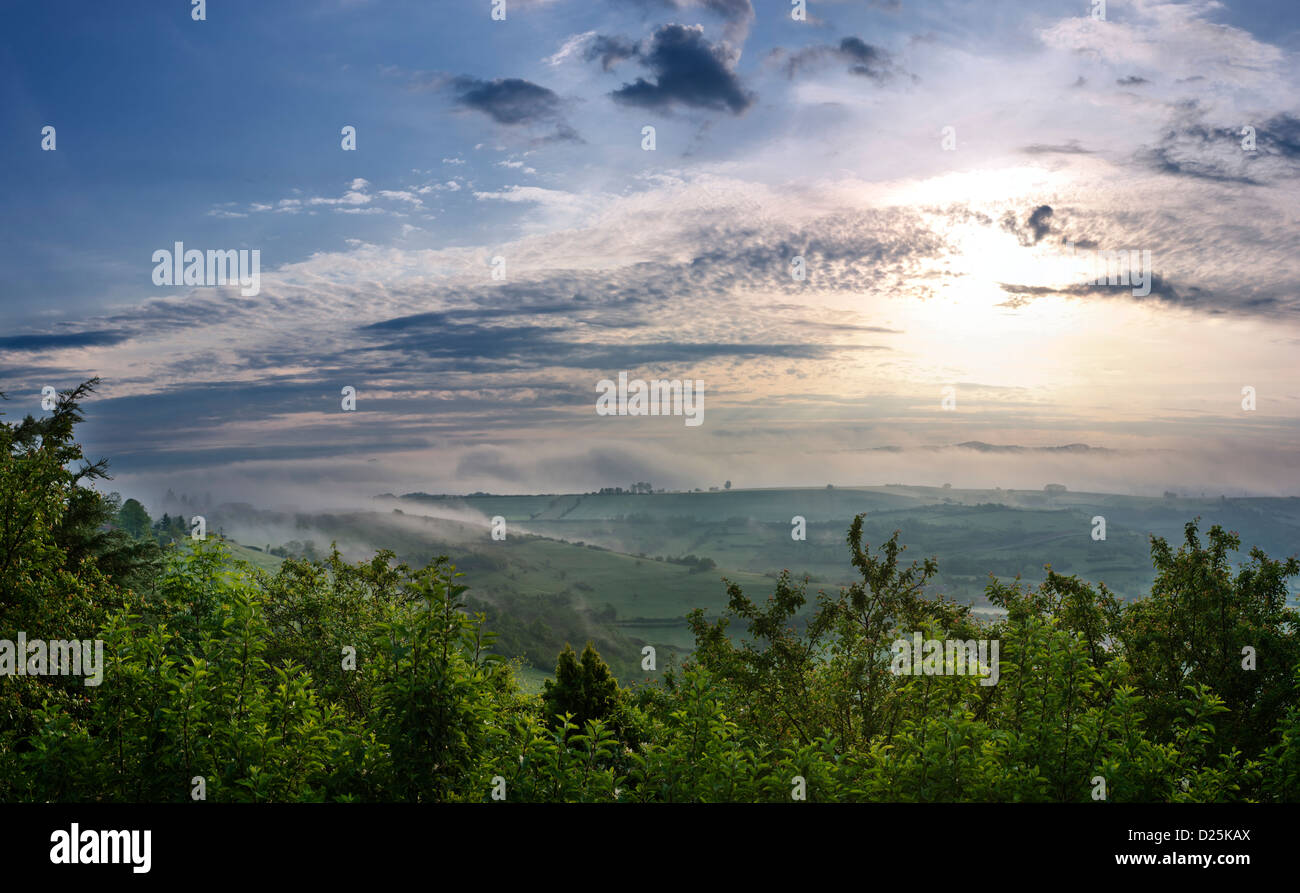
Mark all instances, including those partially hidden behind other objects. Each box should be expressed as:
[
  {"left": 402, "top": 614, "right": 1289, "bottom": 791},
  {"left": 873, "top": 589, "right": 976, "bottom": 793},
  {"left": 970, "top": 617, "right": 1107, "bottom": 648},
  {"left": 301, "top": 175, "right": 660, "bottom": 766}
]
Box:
[{"left": 199, "top": 485, "right": 1300, "bottom": 678}]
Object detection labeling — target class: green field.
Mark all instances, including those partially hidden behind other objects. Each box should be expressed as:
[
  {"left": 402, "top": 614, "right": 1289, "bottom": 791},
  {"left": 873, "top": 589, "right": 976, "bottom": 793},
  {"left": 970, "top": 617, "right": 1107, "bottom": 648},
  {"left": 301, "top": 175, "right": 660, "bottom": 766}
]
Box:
[{"left": 211, "top": 486, "right": 1300, "bottom": 679}]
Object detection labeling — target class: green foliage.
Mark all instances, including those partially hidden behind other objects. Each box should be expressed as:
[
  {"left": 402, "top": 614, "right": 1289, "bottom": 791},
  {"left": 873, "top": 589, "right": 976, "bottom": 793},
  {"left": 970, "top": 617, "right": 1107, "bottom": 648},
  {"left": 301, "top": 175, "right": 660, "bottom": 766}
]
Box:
[
  {"left": 368, "top": 560, "right": 512, "bottom": 801},
  {"left": 4, "top": 386, "right": 1300, "bottom": 802},
  {"left": 1123, "top": 521, "right": 1300, "bottom": 758},
  {"left": 116, "top": 499, "right": 152, "bottom": 541},
  {"left": 541, "top": 642, "right": 619, "bottom": 729}
]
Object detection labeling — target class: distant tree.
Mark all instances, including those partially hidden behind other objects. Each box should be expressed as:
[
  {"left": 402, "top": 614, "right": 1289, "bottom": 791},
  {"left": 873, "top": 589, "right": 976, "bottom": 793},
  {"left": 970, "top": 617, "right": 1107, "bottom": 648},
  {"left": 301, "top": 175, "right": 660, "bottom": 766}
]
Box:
[
  {"left": 117, "top": 498, "right": 152, "bottom": 540},
  {"left": 542, "top": 642, "right": 620, "bottom": 731},
  {"left": 724, "top": 480, "right": 731, "bottom": 490}
]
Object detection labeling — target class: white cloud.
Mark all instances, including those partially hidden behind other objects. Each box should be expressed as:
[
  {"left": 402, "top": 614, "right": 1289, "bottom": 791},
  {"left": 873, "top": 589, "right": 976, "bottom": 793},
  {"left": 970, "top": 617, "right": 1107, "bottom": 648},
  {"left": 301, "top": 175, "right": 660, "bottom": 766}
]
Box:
[
  {"left": 378, "top": 189, "right": 424, "bottom": 206},
  {"left": 544, "top": 30, "right": 596, "bottom": 67}
]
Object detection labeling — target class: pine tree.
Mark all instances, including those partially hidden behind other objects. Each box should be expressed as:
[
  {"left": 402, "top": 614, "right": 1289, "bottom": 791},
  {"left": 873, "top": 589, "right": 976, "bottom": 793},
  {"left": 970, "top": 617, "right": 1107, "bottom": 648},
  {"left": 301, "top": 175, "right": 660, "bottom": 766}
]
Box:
[{"left": 541, "top": 642, "right": 619, "bottom": 729}]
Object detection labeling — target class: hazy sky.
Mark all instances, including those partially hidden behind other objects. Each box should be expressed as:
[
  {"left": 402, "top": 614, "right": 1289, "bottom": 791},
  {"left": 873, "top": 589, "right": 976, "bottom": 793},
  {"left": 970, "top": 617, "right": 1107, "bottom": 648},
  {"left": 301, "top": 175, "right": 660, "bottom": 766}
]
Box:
[{"left": 2, "top": 0, "right": 1299, "bottom": 504}]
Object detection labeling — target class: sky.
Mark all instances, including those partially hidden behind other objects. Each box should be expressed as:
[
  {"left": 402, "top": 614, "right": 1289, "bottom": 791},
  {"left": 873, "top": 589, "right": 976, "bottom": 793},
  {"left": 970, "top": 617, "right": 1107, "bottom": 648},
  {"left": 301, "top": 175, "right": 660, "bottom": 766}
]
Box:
[{"left": 2, "top": 0, "right": 1299, "bottom": 505}]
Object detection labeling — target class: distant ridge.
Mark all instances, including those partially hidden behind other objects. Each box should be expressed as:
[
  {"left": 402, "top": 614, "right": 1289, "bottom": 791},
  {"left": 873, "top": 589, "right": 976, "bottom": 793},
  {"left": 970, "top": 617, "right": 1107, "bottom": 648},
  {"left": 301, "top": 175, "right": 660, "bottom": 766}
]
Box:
[
  {"left": 866, "top": 442, "right": 1113, "bottom": 454},
  {"left": 952, "top": 441, "right": 1111, "bottom": 453}
]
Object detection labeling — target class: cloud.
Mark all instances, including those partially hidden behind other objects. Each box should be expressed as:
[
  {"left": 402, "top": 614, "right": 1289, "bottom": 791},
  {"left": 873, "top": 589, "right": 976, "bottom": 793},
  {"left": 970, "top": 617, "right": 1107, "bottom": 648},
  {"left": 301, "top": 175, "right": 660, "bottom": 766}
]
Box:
[
  {"left": 12, "top": 142, "right": 1300, "bottom": 496},
  {"left": 495, "top": 159, "right": 537, "bottom": 174},
  {"left": 692, "top": 0, "right": 755, "bottom": 44},
  {"left": 377, "top": 189, "right": 424, "bottom": 206},
  {"left": 1038, "top": 1, "right": 1284, "bottom": 88},
  {"left": 451, "top": 76, "right": 565, "bottom": 125},
  {"left": 447, "top": 76, "right": 582, "bottom": 143},
  {"left": 545, "top": 30, "right": 599, "bottom": 67},
  {"left": 309, "top": 189, "right": 371, "bottom": 207},
  {"left": 212, "top": 177, "right": 465, "bottom": 218},
  {"left": 1139, "top": 112, "right": 1300, "bottom": 186},
  {"left": 8, "top": 0, "right": 1300, "bottom": 506},
  {"left": 1000, "top": 204, "right": 1054, "bottom": 246},
  {"left": 358, "top": 314, "right": 852, "bottom": 372},
  {"left": 1026, "top": 205, "right": 1054, "bottom": 244},
  {"left": 585, "top": 35, "right": 640, "bottom": 72},
  {"left": 615, "top": 0, "right": 755, "bottom": 44},
  {"left": 779, "top": 36, "right": 904, "bottom": 83},
  {"left": 472, "top": 185, "right": 588, "bottom": 213},
  {"left": 997, "top": 273, "right": 1220, "bottom": 311},
  {"left": 0, "top": 330, "right": 129, "bottom": 352},
  {"left": 607, "top": 24, "right": 754, "bottom": 115},
  {"left": 1020, "top": 140, "right": 1093, "bottom": 156}
]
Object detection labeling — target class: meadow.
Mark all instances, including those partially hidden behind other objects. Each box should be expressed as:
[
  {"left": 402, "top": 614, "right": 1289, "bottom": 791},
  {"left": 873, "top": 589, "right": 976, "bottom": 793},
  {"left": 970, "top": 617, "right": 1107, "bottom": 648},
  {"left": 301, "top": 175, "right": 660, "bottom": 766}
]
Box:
[{"left": 202, "top": 485, "right": 1300, "bottom": 678}]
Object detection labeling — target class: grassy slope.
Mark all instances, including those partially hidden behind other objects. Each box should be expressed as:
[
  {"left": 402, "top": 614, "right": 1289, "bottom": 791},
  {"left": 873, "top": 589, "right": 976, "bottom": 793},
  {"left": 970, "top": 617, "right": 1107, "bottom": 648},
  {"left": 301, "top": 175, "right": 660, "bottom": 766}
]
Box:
[
  {"left": 208, "top": 488, "right": 1300, "bottom": 675},
  {"left": 223, "top": 540, "right": 284, "bottom": 573}
]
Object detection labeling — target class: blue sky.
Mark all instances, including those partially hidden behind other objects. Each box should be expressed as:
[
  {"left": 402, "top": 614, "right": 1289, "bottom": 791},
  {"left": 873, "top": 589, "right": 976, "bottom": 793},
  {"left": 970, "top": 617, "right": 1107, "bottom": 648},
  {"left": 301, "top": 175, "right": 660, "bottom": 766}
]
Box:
[{"left": 2, "top": 0, "right": 1300, "bottom": 504}]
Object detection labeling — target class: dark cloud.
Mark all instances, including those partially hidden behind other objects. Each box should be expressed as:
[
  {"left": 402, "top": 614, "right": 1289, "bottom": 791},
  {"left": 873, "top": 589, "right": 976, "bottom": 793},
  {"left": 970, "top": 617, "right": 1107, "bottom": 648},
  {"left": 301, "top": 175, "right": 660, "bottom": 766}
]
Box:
[
  {"left": 1139, "top": 112, "right": 1300, "bottom": 186},
  {"left": 364, "top": 306, "right": 576, "bottom": 333},
  {"left": 1001, "top": 205, "right": 1053, "bottom": 245},
  {"left": 74, "top": 378, "right": 533, "bottom": 474},
  {"left": 607, "top": 24, "right": 755, "bottom": 115},
  {"left": 451, "top": 76, "right": 563, "bottom": 125},
  {"left": 448, "top": 76, "right": 582, "bottom": 142},
  {"left": 1027, "top": 205, "right": 1054, "bottom": 243},
  {"left": 998, "top": 274, "right": 1215, "bottom": 309},
  {"left": 359, "top": 312, "right": 855, "bottom": 371},
  {"left": 100, "top": 439, "right": 433, "bottom": 474},
  {"left": 779, "top": 36, "right": 903, "bottom": 83},
  {"left": 1145, "top": 147, "right": 1260, "bottom": 185},
  {"left": 1260, "top": 112, "right": 1300, "bottom": 158},
  {"left": 840, "top": 37, "right": 895, "bottom": 81},
  {"left": 0, "top": 363, "right": 83, "bottom": 387},
  {"left": 585, "top": 35, "right": 639, "bottom": 71},
  {"left": 0, "top": 330, "right": 128, "bottom": 352},
  {"left": 1116, "top": 75, "right": 1149, "bottom": 86},
  {"left": 1020, "top": 140, "right": 1093, "bottom": 155}
]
